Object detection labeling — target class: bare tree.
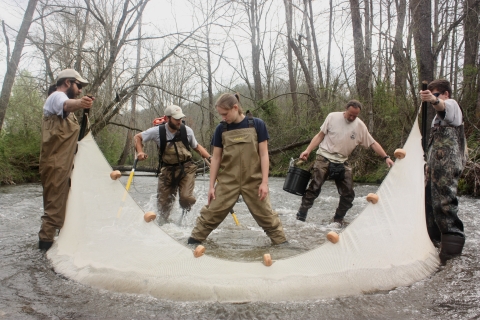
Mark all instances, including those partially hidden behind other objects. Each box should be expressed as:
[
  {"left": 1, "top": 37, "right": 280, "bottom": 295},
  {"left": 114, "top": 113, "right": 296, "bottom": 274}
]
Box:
[
  {"left": 0, "top": 0, "right": 38, "bottom": 131},
  {"left": 283, "top": 0, "right": 298, "bottom": 114}
]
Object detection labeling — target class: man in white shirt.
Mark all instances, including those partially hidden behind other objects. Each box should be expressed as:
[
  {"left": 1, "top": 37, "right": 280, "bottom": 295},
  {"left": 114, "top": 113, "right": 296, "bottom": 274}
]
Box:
[
  {"left": 39, "top": 69, "right": 94, "bottom": 250},
  {"left": 420, "top": 79, "right": 467, "bottom": 262},
  {"left": 296, "top": 100, "right": 394, "bottom": 224}
]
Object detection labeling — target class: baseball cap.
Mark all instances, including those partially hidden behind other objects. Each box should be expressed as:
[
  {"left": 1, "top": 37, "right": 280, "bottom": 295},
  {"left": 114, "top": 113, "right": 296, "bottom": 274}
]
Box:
[
  {"left": 164, "top": 105, "right": 186, "bottom": 120},
  {"left": 56, "top": 69, "right": 89, "bottom": 85}
]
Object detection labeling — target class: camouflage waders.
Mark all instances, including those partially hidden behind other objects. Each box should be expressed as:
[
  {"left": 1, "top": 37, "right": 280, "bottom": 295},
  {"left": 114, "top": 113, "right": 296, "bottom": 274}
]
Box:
[
  {"left": 39, "top": 113, "right": 79, "bottom": 243},
  {"left": 158, "top": 139, "right": 197, "bottom": 219},
  {"left": 298, "top": 155, "right": 354, "bottom": 221},
  {"left": 190, "top": 127, "right": 286, "bottom": 244},
  {"left": 425, "top": 124, "right": 466, "bottom": 242}
]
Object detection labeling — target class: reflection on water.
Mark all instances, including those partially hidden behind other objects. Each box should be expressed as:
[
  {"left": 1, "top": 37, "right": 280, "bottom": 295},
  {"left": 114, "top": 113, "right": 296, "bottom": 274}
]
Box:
[{"left": 0, "top": 176, "right": 479, "bottom": 319}]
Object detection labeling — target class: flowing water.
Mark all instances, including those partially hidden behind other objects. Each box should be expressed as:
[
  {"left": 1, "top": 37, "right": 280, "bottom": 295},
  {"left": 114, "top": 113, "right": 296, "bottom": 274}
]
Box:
[{"left": 0, "top": 175, "right": 479, "bottom": 319}]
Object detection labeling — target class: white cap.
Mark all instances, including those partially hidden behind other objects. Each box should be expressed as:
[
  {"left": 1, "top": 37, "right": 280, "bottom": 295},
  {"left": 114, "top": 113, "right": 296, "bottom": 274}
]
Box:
[
  {"left": 164, "top": 105, "right": 185, "bottom": 120},
  {"left": 56, "top": 69, "right": 89, "bottom": 85}
]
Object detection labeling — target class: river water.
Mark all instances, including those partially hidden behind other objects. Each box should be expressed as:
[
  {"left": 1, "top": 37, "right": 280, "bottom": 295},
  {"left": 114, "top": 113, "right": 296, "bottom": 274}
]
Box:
[{"left": 0, "top": 174, "right": 479, "bottom": 319}]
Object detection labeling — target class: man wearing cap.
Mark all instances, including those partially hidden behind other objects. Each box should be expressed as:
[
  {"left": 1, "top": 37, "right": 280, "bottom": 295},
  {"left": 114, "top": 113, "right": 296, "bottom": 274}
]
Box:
[
  {"left": 39, "top": 69, "right": 94, "bottom": 250},
  {"left": 134, "top": 105, "right": 211, "bottom": 223}
]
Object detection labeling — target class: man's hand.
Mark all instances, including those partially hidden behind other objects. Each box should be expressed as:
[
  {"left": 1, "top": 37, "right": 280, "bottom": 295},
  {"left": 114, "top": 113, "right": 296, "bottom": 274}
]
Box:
[
  {"left": 300, "top": 150, "right": 310, "bottom": 161},
  {"left": 137, "top": 152, "right": 148, "bottom": 161},
  {"left": 80, "top": 95, "right": 94, "bottom": 109},
  {"left": 385, "top": 157, "right": 394, "bottom": 168}
]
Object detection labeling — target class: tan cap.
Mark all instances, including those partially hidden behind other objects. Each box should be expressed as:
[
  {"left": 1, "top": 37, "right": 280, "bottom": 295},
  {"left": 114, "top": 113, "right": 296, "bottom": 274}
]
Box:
[
  {"left": 164, "top": 105, "right": 185, "bottom": 120},
  {"left": 56, "top": 69, "right": 89, "bottom": 85}
]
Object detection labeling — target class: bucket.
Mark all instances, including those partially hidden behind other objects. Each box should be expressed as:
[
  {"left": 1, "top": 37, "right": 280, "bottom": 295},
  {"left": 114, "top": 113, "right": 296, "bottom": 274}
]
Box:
[{"left": 283, "top": 166, "right": 311, "bottom": 196}]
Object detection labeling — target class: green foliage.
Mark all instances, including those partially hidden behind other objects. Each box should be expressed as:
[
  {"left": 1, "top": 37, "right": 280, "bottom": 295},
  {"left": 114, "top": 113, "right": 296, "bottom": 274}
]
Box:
[
  {"left": 95, "top": 127, "right": 126, "bottom": 165},
  {"left": 0, "top": 131, "right": 41, "bottom": 184},
  {"left": 0, "top": 71, "right": 44, "bottom": 184}
]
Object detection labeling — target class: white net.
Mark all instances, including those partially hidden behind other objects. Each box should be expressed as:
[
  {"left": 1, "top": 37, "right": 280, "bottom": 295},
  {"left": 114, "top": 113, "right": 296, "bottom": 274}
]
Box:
[{"left": 47, "top": 117, "right": 439, "bottom": 302}]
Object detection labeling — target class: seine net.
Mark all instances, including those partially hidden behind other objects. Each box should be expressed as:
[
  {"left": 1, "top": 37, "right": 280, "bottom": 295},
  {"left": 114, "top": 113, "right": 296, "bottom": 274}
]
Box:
[{"left": 47, "top": 117, "right": 439, "bottom": 302}]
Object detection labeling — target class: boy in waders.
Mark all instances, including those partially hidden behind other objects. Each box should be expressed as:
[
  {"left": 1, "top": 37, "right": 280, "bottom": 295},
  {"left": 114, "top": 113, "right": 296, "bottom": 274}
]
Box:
[{"left": 188, "top": 93, "right": 287, "bottom": 245}]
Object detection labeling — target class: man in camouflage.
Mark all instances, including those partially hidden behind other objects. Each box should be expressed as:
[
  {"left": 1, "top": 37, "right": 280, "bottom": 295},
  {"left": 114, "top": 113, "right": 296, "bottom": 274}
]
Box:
[{"left": 420, "top": 79, "right": 467, "bottom": 263}]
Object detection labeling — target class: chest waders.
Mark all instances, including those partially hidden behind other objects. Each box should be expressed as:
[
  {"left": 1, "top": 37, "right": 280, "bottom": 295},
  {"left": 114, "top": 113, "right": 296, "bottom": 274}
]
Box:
[
  {"left": 425, "top": 121, "right": 466, "bottom": 240},
  {"left": 39, "top": 113, "right": 79, "bottom": 244},
  {"left": 190, "top": 117, "right": 286, "bottom": 245},
  {"left": 156, "top": 127, "right": 197, "bottom": 220}
]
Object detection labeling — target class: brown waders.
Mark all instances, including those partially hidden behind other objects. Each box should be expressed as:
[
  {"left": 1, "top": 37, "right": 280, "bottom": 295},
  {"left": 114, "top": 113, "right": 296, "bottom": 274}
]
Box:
[
  {"left": 157, "top": 139, "right": 197, "bottom": 219},
  {"left": 190, "top": 127, "right": 286, "bottom": 245},
  {"left": 425, "top": 124, "right": 466, "bottom": 261},
  {"left": 297, "top": 155, "right": 354, "bottom": 222},
  {"left": 38, "top": 114, "right": 79, "bottom": 246}
]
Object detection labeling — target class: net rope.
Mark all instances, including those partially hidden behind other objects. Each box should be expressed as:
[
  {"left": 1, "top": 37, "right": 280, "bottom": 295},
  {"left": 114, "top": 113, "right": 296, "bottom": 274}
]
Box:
[{"left": 47, "top": 117, "right": 439, "bottom": 302}]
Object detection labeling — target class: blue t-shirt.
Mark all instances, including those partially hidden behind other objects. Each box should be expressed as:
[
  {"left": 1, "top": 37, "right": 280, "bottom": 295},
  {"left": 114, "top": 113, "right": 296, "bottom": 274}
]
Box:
[{"left": 211, "top": 116, "right": 269, "bottom": 148}]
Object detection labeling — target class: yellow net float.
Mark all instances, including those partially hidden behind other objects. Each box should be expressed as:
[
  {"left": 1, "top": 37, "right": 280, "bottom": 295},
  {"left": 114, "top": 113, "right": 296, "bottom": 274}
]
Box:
[
  {"left": 327, "top": 231, "right": 339, "bottom": 244},
  {"left": 194, "top": 245, "right": 206, "bottom": 258},
  {"left": 366, "top": 193, "right": 379, "bottom": 204},
  {"left": 143, "top": 211, "right": 156, "bottom": 222},
  {"left": 394, "top": 148, "right": 406, "bottom": 159},
  {"left": 110, "top": 170, "right": 122, "bottom": 180},
  {"left": 263, "top": 253, "right": 273, "bottom": 266}
]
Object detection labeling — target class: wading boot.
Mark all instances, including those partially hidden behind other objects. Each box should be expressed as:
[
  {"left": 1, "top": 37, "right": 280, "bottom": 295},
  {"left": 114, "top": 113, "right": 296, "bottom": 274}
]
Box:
[
  {"left": 39, "top": 240, "right": 53, "bottom": 251},
  {"left": 296, "top": 211, "right": 307, "bottom": 222},
  {"left": 439, "top": 234, "right": 465, "bottom": 263},
  {"left": 187, "top": 237, "right": 202, "bottom": 245}
]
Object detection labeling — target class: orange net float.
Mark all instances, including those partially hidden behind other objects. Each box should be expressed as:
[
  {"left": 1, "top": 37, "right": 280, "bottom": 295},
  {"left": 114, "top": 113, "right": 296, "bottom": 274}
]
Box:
[
  {"left": 366, "top": 193, "right": 379, "bottom": 204},
  {"left": 394, "top": 149, "right": 406, "bottom": 159},
  {"left": 263, "top": 253, "right": 273, "bottom": 266},
  {"left": 194, "top": 245, "right": 206, "bottom": 258},
  {"left": 327, "top": 231, "right": 339, "bottom": 244},
  {"left": 110, "top": 170, "right": 122, "bottom": 180},
  {"left": 143, "top": 211, "right": 156, "bottom": 222}
]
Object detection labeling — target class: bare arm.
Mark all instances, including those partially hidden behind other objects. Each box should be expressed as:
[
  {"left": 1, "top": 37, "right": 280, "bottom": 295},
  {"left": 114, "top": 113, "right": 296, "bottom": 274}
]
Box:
[
  {"left": 134, "top": 132, "right": 148, "bottom": 161},
  {"left": 193, "top": 144, "right": 211, "bottom": 160},
  {"left": 207, "top": 146, "right": 223, "bottom": 205},
  {"left": 300, "top": 131, "right": 325, "bottom": 160},
  {"left": 63, "top": 96, "right": 94, "bottom": 113},
  {"left": 420, "top": 89, "right": 445, "bottom": 112},
  {"left": 370, "top": 142, "right": 394, "bottom": 167},
  {"left": 258, "top": 140, "right": 270, "bottom": 201}
]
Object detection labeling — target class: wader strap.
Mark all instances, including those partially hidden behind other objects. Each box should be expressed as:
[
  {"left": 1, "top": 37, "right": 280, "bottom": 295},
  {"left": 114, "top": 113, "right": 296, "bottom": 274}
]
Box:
[{"left": 221, "top": 111, "right": 254, "bottom": 133}]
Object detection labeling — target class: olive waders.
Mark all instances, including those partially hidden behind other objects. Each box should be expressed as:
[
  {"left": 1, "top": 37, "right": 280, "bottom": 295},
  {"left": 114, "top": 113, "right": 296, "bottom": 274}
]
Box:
[
  {"left": 190, "top": 127, "right": 286, "bottom": 245},
  {"left": 157, "top": 138, "right": 197, "bottom": 220},
  {"left": 39, "top": 113, "right": 79, "bottom": 248}
]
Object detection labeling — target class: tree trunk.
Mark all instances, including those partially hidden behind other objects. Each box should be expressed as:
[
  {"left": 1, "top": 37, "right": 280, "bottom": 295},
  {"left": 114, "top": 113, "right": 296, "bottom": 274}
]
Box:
[
  {"left": 307, "top": 0, "right": 324, "bottom": 93},
  {"left": 118, "top": 13, "right": 142, "bottom": 166},
  {"left": 393, "top": 0, "right": 408, "bottom": 107},
  {"left": 0, "top": 0, "right": 38, "bottom": 131},
  {"left": 460, "top": 0, "right": 479, "bottom": 120},
  {"left": 249, "top": 0, "right": 263, "bottom": 102},
  {"left": 410, "top": 0, "right": 435, "bottom": 135},
  {"left": 349, "top": 0, "right": 370, "bottom": 99},
  {"left": 283, "top": 0, "right": 298, "bottom": 115}
]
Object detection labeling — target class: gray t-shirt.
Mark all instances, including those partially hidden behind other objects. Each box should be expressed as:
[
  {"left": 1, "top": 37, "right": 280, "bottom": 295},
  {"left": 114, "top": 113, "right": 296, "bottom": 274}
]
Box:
[
  {"left": 141, "top": 124, "right": 198, "bottom": 150},
  {"left": 432, "top": 99, "right": 463, "bottom": 127},
  {"left": 43, "top": 91, "right": 69, "bottom": 118}
]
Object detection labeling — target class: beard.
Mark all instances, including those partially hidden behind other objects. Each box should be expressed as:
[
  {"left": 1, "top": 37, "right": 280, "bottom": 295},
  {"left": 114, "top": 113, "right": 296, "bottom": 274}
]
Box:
[
  {"left": 168, "top": 120, "right": 180, "bottom": 131},
  {"left": 66, "top": 86, "right": 77, "bottom": 99}
]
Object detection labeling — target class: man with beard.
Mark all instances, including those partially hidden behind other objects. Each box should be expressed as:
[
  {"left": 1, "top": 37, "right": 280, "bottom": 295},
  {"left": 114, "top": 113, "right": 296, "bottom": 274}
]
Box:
[
  {"left": 134, "top": 105, "right": 211, "bottom": 223},
  {"left": 295, "top": 100, "right": 394, "bottom": 224},
  {"left": 39, "top": 69, "right": 94, "bottom": 250}
]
